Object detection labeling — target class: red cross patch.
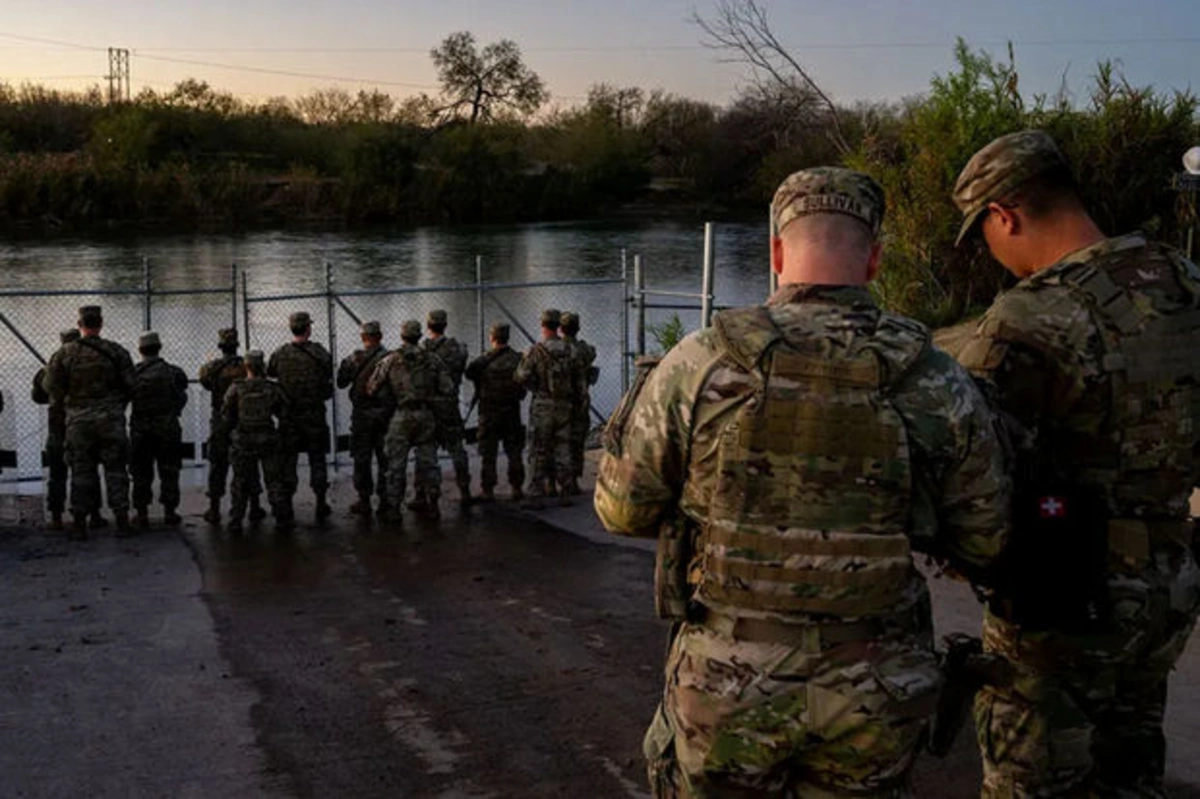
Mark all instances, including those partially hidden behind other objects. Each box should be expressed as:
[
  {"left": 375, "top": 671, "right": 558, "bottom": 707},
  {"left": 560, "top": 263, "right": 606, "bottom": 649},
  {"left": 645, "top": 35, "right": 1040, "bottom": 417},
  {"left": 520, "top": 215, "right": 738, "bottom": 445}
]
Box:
[{"left": 1038, "top": 496, "right": 1068, "bottom": 519}]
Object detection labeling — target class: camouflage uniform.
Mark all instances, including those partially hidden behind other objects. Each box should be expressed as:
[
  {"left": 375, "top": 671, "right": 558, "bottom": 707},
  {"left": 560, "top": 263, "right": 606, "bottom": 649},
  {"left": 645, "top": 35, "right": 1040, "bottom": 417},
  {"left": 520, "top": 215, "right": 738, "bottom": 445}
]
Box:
[
  {"left": 221, "top": 351, "right": 292, "bottom": 531},
  {"left": 368, "top": 321, "right": 450, "bottom": 516},
  {"left": 129, "top": 332, "right": 189, "bottom": 522},
  {"left": 199, "top": 328, "right": 259, "bottom": 517},
  {"left": 32, "top": 329, "right": 81, "bottom": 524},
  {"left": 560, "top": 311, "right": 598, "bottom": 485},
  {"left": 337, "top": 321, "right": 392, "bottom": 512},
  {"left": 267, "top": 312, "right": 333, "bottom": 511},
  {"left": 423, "top": 310, "right": 472, "bottom": 499},
  {"left": 596, "top": 169, "right": 1010, "bottom": 797},
  {"left": 953, "top": 131, "right": 1200, "bottom": 798},
  {"left": 464, "top": 324, "right": 526, "bottom": 500},
  {"left": 43, "top": 307, "right": 136, "bottom": 531},
  {"left": 515, "top": 309, "right": 580, "bottom": 497}
]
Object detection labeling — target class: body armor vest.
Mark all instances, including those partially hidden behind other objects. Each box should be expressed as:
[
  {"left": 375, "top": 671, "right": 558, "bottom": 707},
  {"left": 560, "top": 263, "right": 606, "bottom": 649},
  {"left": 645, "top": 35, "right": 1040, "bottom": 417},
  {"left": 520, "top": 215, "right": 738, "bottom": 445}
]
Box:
[
  {"left": 477, "top": 348, "right": 524, "bottom": 410},
  {"left": 388, "top": 346, "right": 440, "bottom": 407},
  {"left": 695, "top": 306, "right": 928, "bottom": 620},
  {"left": 235, "top": 379, "right": 279, "bottom": 431},
  {"left": 63, "top": 339, "right": 125, "bottom": 406},
  {"left": 132, "top": 359, "right": 180, "bottom": 419},
  {"left": 536, "top": 339, "right": 577, "bottom": 401},
  {"left": 202, "top": 355, "right": 244, "bottom": 413}
]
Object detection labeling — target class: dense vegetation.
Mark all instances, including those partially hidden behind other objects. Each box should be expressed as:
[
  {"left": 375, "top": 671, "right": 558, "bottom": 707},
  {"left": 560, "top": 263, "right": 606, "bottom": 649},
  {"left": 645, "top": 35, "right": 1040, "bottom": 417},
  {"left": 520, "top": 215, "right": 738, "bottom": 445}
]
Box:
[{"left": 1, "top": 34, "right": 1196, "bottom": 323}]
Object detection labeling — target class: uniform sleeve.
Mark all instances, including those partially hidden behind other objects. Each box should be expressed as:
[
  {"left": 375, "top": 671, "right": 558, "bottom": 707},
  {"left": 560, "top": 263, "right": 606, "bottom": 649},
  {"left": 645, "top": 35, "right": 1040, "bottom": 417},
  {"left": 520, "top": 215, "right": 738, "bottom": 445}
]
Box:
[
  {"left": 513, "top": 348, "right": 536, "bottom": 390},
  {"left": 266, "top": 350, "right": 279, "bottom": 379},
  {"left": 464, "top": 354, "right": 486, "bottom": 384},
  {"left": 117, "top": 346, "right": 136, "bottom": 401},
  {"left": 31, "top": 368, "right": 49, "bottom": 405},
  {"left": 336, "top": 354, "right": 355, "bottom": 389},
  {"left": 594, "top": 332, "right": 715, "bottom": 537},
  {"left": 173, "top": 366, "right": 189, "bottom": 413},
  {"left": 43, "top": 350, "right": 65, "bottom": 402},
  {"left": 366, "top": 357, "right": 389, "bottom": 397},
  {"left": 220, "top": 385, "right": 238, "bottom": 427}
]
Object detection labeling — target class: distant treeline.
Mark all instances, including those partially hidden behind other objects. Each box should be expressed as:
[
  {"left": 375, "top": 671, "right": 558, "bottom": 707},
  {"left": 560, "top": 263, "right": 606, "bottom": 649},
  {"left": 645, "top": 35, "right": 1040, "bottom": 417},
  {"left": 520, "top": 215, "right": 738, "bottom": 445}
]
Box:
[{"left": 1, "top": 40, "right": 1197, "bottom": 324}]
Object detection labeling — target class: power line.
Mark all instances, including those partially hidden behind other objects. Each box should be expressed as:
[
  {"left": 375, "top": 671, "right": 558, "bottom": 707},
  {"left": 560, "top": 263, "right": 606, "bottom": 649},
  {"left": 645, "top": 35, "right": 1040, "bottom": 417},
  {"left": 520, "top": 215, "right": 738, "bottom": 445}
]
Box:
[
  {"left": 0, "top": 31, "right": 103, "bottom": 51},
  {"left": 134, "top": 53, "right": 439, "bottom": 90}
]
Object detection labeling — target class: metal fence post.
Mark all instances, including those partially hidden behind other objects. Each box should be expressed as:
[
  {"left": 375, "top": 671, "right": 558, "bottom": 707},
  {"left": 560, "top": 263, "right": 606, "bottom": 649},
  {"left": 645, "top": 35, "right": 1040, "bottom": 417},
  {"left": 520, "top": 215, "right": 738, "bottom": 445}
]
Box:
[
  {"left": 768, "top": 208, "right": 779, "bottom": 296},
  {"left": 634, "top": 254, "right": 645, "bottom": 356},
  {"left": 230, "top": 263, "right": 238, "bottom": 328},
  {"left": 241, "top": 268, "right": 251, "bottom": 348},
  {"left": 701, "top": 222, "right": 715, "bottom": 328},
  {"left": 325, "top": 261, "right": 340, "bottom": 472},
  {"left": 142, "top": 257, "right": 152, "bottom": 331},
  {"left": 620, "top": 248, "right": 630, "bottom": 393},
  {"left": 475, "top": 254, "right": 485, "bottom": 355}
]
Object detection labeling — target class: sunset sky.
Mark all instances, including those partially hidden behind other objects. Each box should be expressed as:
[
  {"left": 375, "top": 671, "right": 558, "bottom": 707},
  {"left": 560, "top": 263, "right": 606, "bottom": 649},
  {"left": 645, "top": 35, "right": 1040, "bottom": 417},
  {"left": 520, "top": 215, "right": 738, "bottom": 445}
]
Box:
[{"left": 3, "top": 0, "right": 1199, "bottom": 107}]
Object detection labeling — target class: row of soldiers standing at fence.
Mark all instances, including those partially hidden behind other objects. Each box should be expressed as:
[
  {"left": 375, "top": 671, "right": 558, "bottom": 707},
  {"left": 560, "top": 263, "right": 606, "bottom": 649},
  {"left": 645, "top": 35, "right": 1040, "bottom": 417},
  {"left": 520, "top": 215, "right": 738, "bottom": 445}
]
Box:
[{"left": 30, "top": 303, "right": 598, "bottom": 536}]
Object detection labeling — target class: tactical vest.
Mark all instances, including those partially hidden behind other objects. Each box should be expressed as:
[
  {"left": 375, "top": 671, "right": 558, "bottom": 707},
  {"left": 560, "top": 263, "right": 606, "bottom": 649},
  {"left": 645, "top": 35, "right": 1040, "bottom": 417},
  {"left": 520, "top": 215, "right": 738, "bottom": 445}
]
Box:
[
  {"left": 389, "top": 346, "right": 440, "bottom": 407},
  {"left": 538, "top": 340, "right": 577, "bottom": 401},
  {"left": 64, "top": 339, "right": 124, "bottom": 404},
  {"left": 479, "top": 348, "right": 524, "bottom": 409},
  {"left": 202, "top": 355, "right": 244, "bottom": 413},
  {"left": 235, "top": 379, "right": 279, "bottom": 431},
  {"left": 426, "top": 337, "right": 466, "bottom": 386},
  {"left": 694, "top": 306, "right": 928, "bottom": 620},
  {"left": 132, "top": 359, "right": 179, "bottom": 419},
  {"left": 349, "top": 347, "right": 388, "bottom": 407}
]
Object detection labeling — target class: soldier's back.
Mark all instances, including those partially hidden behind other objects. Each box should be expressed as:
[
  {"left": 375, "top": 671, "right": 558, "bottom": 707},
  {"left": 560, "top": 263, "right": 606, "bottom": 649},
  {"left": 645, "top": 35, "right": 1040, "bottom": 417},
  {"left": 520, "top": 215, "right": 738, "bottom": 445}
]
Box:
[{"left": 269, "top": 342, "right": 331, "bottom": 404}]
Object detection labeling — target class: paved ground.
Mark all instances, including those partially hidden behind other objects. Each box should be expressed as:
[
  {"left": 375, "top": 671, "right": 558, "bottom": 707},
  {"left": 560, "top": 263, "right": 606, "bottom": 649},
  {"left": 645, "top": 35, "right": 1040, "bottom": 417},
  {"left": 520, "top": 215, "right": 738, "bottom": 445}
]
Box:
[{"left": 1, "top": 458, "right": 1198, "bottom": 797}]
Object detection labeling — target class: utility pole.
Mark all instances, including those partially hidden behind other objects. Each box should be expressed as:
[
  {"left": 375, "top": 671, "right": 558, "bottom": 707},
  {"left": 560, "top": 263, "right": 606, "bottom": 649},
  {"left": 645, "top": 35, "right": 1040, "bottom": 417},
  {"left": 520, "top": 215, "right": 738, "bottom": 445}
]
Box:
[{"left": 106, "top": 47, "right": 130, "bottom": 103}]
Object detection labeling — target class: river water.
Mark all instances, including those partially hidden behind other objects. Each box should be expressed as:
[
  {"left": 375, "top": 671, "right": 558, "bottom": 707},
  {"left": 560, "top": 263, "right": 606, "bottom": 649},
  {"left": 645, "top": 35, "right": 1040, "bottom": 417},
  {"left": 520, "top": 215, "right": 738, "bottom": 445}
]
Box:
[{"left": 0, "top": 220, "right": 770, "bottom": 486}]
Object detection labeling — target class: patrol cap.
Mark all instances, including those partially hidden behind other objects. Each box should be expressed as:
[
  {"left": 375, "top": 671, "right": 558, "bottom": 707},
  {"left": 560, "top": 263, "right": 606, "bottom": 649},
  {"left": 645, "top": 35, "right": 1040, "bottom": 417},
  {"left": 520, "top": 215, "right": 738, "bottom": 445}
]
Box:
[
  {"left": 489, "top": 322, "right": 510, "bottom": 340},
  {"left": 218, "top": 327, "right": 239, "bottom": 347},
  {"left": 78, "top": 305, "right": 103, "bottom": 327},
  {"left": 288, "top": 311, "right": 312, "bottom": 328},
  {"left": 60, "top": 328, "right": 80, "bottom": 344},
  {"left": 361, "top": 320, "right": 382, "bottom": 338},
  {"left": 560, "top": 311, "right": 580, "bottom": 333},
  {"left": 138, "top": 331, "right": 161, "bottom": 349},
  {"left": 245, "top": 349, "right": 265, "bottom": 369},
  {"left": 541, "top": 308, "right": 561, "bottom": 327},
  {"left": 400, "top": 319, "right": 422, "bottom": 339},
  {"left": 771, "top": 167, "right": 885, "bottom": 238},
  {"left": 953, "top": 130, "right": 1067, "bottom": 246},
  {"left": 427, "top": 309, "right": 448, "bottom": 326}
]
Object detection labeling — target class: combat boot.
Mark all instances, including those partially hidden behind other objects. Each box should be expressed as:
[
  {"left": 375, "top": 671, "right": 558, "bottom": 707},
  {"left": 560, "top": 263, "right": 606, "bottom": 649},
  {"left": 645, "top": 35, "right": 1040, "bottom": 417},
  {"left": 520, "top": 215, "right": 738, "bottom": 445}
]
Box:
[
  {"left": 248, "top": 498, "right": 267, "bottom": 523},
  {"left": 523, "top": 483, "right": 546, "bottom": 510},
  {"left": 69, "top": 514, "right": 88, "bottom": 541},
  {"left": 114, "top": 510, "right": 133, "bottom": 536},
  {"left": 315, "top": 492, "right": 333, "bottom": 521},
  {"left": 89, "top": 512, "right": 109, "bottom": 530},
  {"left": 376, "top": 500, "right": 398, "bottom": 523},
  {"left": 163, "top": 507, "right": 182, "bottom": 526},
  {"left": 203, "top": 498, "right": 222, "bottom": 524},
  {"left": 48, "top": 511, "right": 64, "bottom": 532}
]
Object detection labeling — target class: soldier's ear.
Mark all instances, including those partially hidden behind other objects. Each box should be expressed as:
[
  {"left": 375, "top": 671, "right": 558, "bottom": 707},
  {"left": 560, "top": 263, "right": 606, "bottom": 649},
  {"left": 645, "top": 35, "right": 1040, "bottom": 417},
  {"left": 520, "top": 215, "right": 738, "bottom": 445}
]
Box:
[{"left": 771, "top": 236, "right": 784, "bottom": 275}]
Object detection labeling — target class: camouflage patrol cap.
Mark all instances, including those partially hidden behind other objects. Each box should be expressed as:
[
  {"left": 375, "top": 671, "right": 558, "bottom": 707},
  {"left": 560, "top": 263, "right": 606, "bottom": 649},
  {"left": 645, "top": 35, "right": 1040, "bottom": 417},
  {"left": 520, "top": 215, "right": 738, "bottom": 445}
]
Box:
[
  {"left": 78, "top": 305, "right": 103, "bottom": 327},
  {"left": 218, "top": 327, "right": 239, "bottom": 347},
  {"left": 541, "top": 308, "right": 561, "bottom": 327},
  {"left": 138, "top": 331, "right": 161, "bottom": 349},
  {"left": 400, "top": 319, "right": 422, "bottom": 339},
  {"left": 245, "top": 349, "right": 265, "bottom": 370},
  {"left": 771, "top": 167, "right": 885, "bottom": 238},
  {"left": 953, "top": 130, "right": 1067, "bottom": 246},
  {"left": 560, "top": 311, "right": 580, "bottom": 333},
  {"left": 60, "top": 328, "right": 80, "bottom": 344},
  {"left": 489, "top": 322, "right": 510, "bottom": 339},
  {"left": 427, "top": 309, "right": 448, "bottom": 326},
  {"left": 360, "top": 320, "right": 382, "bottom": 338},
  {"left": 288, "top": 311, "right": 312, "bottom": 328}
]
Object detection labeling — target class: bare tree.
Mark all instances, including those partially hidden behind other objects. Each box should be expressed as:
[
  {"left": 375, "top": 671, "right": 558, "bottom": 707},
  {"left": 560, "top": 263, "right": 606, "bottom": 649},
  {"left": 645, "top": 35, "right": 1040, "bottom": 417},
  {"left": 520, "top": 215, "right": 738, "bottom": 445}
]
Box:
[
  {"left": 430, "top": 31, "right": 547, "bottom": 125},
  {"left": 693, "top": 0, "right": 849, "bottom": 154}
]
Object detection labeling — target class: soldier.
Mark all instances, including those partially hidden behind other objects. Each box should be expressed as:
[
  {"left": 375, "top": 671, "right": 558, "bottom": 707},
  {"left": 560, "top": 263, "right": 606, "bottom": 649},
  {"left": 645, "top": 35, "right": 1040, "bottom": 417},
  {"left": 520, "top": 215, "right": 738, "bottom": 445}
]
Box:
[
  {"left": 595, "top": 168, "right": 1010, "bottom": 797},
  {"left": 559, "top": 311, "right": 598, "bottom": 495},
  {"left": 952, "top": 130, "right": 1200, "bottom": 797},
  {"left": 31, "top": 329, "right": 81, "bottom": 530},
  {"left": 129, "top": 331, "right": 189, "bottom": 529},
  {"left": 368, "top": 320, "right": 447, "bottom": 520},
  {"left": 423, "top": 309, "right": 472, "bottom": 505},
  {"left": 221, "top": 350, "right": 292, "bottom": 534},
  {"left": 268, "top": 311, "right": 334, "bottom": 521},
  {"left": 464, "top": 322, "right": 526, "bottom": 503},
  {"left": 514, "top": 309, "right": 579, "bottom": 506},
  {"left": 336, "top": 320, "right": 392, "bottom": 517},
  {"left": 199, "top": 328, "right": 264, "bottom": 524},
  {"left": 43, "top": 305, "right": 136, "bottom": 538}
]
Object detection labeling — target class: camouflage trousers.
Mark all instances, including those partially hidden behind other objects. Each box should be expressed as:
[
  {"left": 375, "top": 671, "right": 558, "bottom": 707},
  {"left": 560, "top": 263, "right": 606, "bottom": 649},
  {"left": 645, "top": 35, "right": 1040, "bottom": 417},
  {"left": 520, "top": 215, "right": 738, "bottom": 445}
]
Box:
[
  {"left": 477, "top": 409, "right": 525, "bottom": 492},
  {"left": 44, "top": 433, "right": 68, "bottom": 514},
  {"left": 206, "top": 417, "right": 260, "bottom": 501},
  {"left": 64, "top": 412, "right": 129, "bottom": 515},
  {"left": 130, "top": 417, "right": 182, "bottom": 511},
  {"left": 279, "top": 410, "right": 330, "bottom": 498},
  {"left": 229, "top": 430, "right": 290, "bottom": 522},
  {"left": 350, "top": 410, "right": 391, "bottom": 500},
  {"left": 975, "top": 549, "right": 1200, "bottom": 798},
  {"left": 569, "top": 396, "right": 590, "bottom": 480},
  {"left": 527, "top": 398, "right": 572, "bottom": 490},
  {"left": 433, "top": 399, "right": 470, "bottom": 490},
  {"left": 384, "top": 408, "right": 439, "bottom": 508},
  {"left": 647, "top": 620, "right": 940, "bottom": 798}
]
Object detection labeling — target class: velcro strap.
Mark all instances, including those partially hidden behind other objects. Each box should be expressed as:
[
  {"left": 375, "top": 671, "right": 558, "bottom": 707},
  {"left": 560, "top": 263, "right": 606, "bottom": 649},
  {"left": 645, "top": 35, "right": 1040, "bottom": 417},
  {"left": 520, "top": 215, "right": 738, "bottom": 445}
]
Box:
[
  {"left": 697, "top": 606, "right": 913, "bottom": 647},
  {"left": 700, "top": 583, "right": 886, "bottom": 617},
  {"left": 708, "top": 526, "right": 911, "bottom": 558}
]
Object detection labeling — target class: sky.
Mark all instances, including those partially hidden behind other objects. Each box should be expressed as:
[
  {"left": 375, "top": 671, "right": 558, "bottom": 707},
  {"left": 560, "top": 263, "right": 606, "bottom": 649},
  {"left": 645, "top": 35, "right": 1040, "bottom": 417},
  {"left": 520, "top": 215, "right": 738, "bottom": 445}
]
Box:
[{"left": 2, "top": 0, "right": 1200, "bottom": 108}]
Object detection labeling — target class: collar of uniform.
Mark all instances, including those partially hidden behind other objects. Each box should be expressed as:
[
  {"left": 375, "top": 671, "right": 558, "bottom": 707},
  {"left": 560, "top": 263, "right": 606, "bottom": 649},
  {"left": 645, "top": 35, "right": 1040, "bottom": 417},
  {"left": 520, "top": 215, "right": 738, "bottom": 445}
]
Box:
[
  {"left": 1026, "top": 232, "right": 1148, "bottom": 287},
  {"left": 766, "top": 283, "right": 876, "bottom": 309}
]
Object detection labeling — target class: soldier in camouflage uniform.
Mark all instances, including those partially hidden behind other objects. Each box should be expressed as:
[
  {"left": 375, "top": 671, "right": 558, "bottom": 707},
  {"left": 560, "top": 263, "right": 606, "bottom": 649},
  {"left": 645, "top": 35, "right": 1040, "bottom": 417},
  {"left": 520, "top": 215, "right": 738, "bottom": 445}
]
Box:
[
  {"left": 221, "top": 350, "right": 292, "bottom": 534},
  {"left": 514, "top": 309, "right": 580, "bottom": 506},
  {"left": 44, "top": 305, "right": 136, "bottom": 538},
  {"left": 337, "top": 320, "right": 392, "bottom": 517},
  {"left": 423, "top": 309, "right": 472, "bottom": 505},
  {"left": 268, "top": 311, "right": 334, "bottom": 521},
  {"left": 129, "top": 331, "right": 189, "bottom": 528},
  {"left": 464, "top": 322, "right": 527, "bottom": 502},
  {"left": 952, "top": 130, "right": 1200, "bottom": 798},
  {"left": 368, "top": 320, "right": 448, "bottom": 519},
  {"left": 559, "top": 311, "right": 598, "bottom": 496},
  {"left": 199, "top": 328, "right": 263, "bottom": 524},
  {"left": 595, "top": 168, "right": 1011, "bottom": 797},
  {"left": 32, "top": 329, "right": 90, "bottom": 531}
]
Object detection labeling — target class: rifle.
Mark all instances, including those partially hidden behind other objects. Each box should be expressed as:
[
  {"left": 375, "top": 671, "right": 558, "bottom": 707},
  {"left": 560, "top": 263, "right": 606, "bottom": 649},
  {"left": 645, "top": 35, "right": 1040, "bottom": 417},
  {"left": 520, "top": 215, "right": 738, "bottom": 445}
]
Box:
[{"left": 927, "top": 633, "right": 1014, "bottom": 757}]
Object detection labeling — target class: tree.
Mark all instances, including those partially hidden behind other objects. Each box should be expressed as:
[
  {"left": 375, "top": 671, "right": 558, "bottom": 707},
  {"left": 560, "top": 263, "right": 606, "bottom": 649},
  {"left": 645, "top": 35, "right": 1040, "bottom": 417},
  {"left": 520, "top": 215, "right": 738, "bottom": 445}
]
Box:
[
  {"left": 430, "top": 31, "right": 547, "bottom": 124},
  {"left": 585, "top": 84, "right": 644, "bottom": 129}
]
